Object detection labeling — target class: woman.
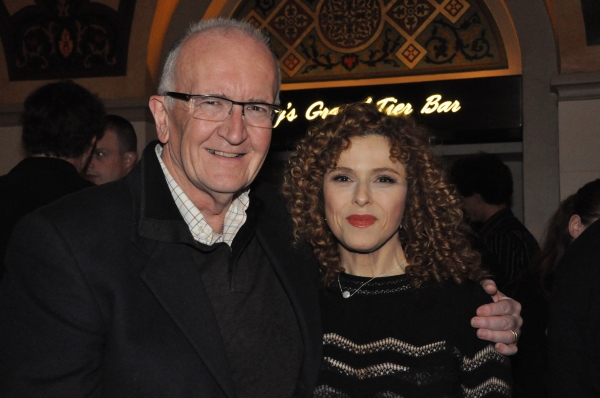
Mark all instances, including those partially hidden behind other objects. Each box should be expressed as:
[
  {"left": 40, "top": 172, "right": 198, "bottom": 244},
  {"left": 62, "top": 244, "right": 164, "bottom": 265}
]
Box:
[
  {"left": 283, "top": 102, "right": 512, "bottom": 396},
  {"left": 507, "top": 179, "right": 600, "bottom": 397},
  {"left": 504, "top": 194, "right": 574, "bottom": 397}
]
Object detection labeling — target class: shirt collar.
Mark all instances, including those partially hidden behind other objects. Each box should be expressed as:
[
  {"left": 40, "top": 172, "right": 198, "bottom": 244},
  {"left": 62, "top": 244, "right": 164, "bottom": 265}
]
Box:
[{"left": 155, "top": 144, "right": 249, "bottom": 246}]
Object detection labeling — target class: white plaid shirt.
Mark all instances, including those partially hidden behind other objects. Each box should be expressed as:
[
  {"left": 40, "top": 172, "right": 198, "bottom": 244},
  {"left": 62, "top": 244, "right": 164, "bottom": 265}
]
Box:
[{"left": 155, "top": 144, "right": 249, "bottom": 246}]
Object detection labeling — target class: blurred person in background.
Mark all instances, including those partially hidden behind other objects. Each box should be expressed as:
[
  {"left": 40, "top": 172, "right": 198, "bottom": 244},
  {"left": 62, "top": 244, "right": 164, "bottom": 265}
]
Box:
[
  {"left": 85, "top": 114, "right": 137, "bottom": 185},
  {"left": 506, "top": 193, "right": 578, "bottom": 397},
  {"left": 547, "top": 179, "right": 600, "bottom": 397},
  {"left": 450, "top": 153, "right": 539, "bottom": 288},
  {"left": 0, "top": 80, "right": 105, "bottom": 280}
]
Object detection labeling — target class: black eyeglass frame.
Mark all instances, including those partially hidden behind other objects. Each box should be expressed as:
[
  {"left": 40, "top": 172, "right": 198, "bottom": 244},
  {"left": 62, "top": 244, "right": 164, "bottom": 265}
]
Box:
[{"left": 164, "top": 91, "right": 282, "bottom": 123}]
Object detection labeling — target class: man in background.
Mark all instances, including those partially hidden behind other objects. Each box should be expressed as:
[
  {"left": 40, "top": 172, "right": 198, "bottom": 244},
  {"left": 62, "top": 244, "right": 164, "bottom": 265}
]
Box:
[
  {"left": 450, "top": 152, "right": 540, "bottom": 286},
  {"left": 85, "top": 114, "right": 138, "bottom": 185},
  {"left": 0, "top": 80, "right": 105, "bottom": 280}
]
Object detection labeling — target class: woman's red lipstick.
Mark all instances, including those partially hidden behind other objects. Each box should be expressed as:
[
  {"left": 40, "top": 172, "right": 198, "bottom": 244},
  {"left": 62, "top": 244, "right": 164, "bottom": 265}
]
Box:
[{"left": 347, "top": 214, "right": 377, "bottom": 227}]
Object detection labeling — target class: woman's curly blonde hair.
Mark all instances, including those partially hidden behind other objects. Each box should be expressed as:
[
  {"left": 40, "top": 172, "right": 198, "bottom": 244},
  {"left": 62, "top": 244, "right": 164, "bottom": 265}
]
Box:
[{"left": 282, "top": 102, "right": 486, "bottom": 287}]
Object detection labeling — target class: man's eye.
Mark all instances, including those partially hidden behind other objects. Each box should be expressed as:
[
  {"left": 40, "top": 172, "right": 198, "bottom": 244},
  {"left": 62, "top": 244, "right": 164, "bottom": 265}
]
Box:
[
  {"left": 246, "top": 104, "right": 269, "bottom": 114},
  {"left": 197, "top": 98, "right": 226, "bottom": 107}
]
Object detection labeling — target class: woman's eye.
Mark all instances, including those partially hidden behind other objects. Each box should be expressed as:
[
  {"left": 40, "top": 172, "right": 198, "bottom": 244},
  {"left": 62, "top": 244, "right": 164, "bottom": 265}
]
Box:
[
  {"left": 377, "top": 175, "right": 397, "bottom": 183},
  {"left": 331, "top": 174, "right": 351, "bottom": 182}
]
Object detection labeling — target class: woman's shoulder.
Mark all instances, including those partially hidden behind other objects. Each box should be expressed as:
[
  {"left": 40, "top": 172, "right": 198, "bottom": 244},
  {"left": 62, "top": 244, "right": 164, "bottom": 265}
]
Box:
[
  {"left": 413, "top": 279, "right": 491, "bottom": 324},
  {"left": 420, "top": 279, "right": 491, "bottom": 303}
]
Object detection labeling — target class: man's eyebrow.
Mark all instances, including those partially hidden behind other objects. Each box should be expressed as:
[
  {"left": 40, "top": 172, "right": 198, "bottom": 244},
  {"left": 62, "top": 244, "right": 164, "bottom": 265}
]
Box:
[
  {"left": 201, "top": 93, "right": 229, "bottom": 99},
  {"left": 203, "top": 93, "right": 273, "bottom": 104},
  {"left": 247, "top": 98, "right": 273, "bottom": 103}
]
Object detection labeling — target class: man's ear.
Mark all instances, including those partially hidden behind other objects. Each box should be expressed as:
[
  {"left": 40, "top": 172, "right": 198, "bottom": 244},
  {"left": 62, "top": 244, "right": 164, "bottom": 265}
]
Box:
[
  {"left": 123, "top": 151, "right": 137, "bottom": 172},
  {"left": 149, "top": 96, "right": 170, "bottom": 144},
  {"left": 568, "top": 214, "right": 584, "bottom": 240}
]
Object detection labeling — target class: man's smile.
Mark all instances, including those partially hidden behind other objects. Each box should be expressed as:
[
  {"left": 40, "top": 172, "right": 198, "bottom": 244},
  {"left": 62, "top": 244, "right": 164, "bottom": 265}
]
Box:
[{"left": 206, "top": 149, "right": 243, "bottom": 158}]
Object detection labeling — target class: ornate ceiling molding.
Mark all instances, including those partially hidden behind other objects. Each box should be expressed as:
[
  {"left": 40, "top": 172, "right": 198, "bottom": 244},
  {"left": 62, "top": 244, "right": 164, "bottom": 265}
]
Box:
[
  {"left": 0, "top": 0, "right": 136, "bottom": 81},
  {"left": 232, "top": 0, "right": 508, "bottom": 84}
]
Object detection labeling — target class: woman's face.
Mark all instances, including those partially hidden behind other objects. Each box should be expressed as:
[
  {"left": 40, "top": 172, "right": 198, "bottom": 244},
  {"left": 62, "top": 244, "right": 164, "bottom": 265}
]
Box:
[{"left": 323, "top": 135, "right": 408, "bottom": 254}]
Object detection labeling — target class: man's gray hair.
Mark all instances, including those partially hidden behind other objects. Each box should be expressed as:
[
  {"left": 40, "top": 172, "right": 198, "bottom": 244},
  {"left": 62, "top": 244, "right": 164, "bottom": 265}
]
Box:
[{"left": 158, "top": 18, "right": 281, "bottom": 105}]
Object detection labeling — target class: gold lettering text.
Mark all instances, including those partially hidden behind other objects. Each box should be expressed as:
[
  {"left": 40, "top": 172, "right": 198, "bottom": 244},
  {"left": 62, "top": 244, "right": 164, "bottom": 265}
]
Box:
[
  {"left": 306, "top": 101, "right": 324, "bottom": 120},
  {"left": 375, "top": 97, "right": 413, "bottom": 116},
  {"left": 421, "top": 94, "right": 461, "bottom": 114},
  {"left": 273, "top": 102, "right": 298, "bottom": 128},
  {"left": 306, "top": 101, "right": 340, "bottom": 120}
]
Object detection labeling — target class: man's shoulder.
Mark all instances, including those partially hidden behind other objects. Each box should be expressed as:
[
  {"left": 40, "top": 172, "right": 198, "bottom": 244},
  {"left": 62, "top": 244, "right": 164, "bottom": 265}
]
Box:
[
  {"left": 250, "top": 181, "right": 287, "bottom": 212},
  {"left": 485, "top": 209, "right": 535, "bottom": 239},
  {"left": 250, "top": 180, "right": 282, "bottom": 200},
  {"left": 0, "top": 157, "right": 95, "bottom": 214},
  {"left": 249, "top": 180, "right": 313, "bottom": 251},
  {"left": 36, "top": 177, "right": 134, "bottom": 226}
]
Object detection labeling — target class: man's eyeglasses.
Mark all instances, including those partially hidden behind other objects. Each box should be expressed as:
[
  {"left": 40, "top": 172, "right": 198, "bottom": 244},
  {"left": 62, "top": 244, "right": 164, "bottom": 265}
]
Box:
[{"left": 165, "top": 92, "right": 282, "bottom": 128}]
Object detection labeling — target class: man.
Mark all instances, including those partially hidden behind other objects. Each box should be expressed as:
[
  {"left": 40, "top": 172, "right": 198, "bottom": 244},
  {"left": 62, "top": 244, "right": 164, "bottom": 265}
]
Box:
[
  {"left": 0, "top": 19, "right": 520, "bottom": 397},
  {"left": 0, "top": 80, "right": 105, "bottom": 280},
  {"left": 450, "top": 153, "right": 540, "bottom": 286},
  {"left": 86, "top": 114, "right": 138, "bottom": 184}
]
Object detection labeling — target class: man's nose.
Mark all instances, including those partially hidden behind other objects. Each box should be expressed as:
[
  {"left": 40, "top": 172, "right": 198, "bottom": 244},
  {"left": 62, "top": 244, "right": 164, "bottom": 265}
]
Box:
[{"left": 218, "top": 105, "right": 247, "bottom": 145}]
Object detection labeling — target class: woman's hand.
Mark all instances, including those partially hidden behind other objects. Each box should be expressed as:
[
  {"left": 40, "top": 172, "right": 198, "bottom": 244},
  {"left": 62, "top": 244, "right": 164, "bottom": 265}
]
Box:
[{"left": 472, "top": 279, "right": 523, "bottom": 355}]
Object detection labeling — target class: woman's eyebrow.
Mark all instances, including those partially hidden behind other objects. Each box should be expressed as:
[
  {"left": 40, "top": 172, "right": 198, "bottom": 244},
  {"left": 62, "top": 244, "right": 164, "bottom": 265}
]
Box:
[
  {"left": 329, "top": 166, "right": 353, "bottom": 173},
  {"left": 372, "top": 167, "right": 402, "bottom": 175},
  {"left": 327, "top": 166, "right": 402, "bottom": 177}
]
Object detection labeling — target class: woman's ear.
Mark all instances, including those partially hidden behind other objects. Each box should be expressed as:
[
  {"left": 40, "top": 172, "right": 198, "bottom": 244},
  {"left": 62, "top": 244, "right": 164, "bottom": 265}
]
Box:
[
  {"left": 149, "top": 96, "right": 170, "bottom": 144},
  {"left": 568, "top": 214, "right": 584, "bottom": 240}
]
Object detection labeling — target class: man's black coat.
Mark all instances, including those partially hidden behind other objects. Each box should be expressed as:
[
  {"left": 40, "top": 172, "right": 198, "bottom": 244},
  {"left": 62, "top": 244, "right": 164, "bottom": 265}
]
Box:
[
  {"left": 0, "top": 143, "right": 322, "bottom": 397},
  {"left": 0, "top": 157, "right": 94, "bottom": 279}
]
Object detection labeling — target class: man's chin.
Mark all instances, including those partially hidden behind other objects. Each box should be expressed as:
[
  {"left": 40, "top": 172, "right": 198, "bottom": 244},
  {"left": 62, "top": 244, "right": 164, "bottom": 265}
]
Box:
[{"left": 86, "top": 175, "right": 100, "bottom": 184}]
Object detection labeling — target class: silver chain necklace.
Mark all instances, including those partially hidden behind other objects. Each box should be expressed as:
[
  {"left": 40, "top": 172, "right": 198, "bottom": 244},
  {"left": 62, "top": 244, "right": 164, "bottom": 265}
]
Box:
[{"left": 337, "top": 260, "right": 407, "bottom": 299}]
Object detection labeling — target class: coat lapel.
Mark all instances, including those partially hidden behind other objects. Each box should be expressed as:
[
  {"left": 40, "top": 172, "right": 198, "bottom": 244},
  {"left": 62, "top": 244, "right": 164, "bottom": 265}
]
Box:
[
  {"left": 253, "top": 187, "right": 323, "bottom": 395},
  {"left": 139, "top": 241, "right": 236, "bottom": 398},
  {"left": 130, "top": 143, "right": 236, "bottom": 397},
  {"left": 255, "top": 226, "right": 322, "bottom": 342}
]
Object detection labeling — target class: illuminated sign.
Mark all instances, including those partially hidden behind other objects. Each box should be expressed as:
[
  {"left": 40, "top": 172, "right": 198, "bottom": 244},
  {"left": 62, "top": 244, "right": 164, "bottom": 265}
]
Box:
[
  {"left": 274, "top": 94, "right": 461, "bottom": 128},
  {"left": 272, "top": 76, "right": 522, "bottom": 149}
]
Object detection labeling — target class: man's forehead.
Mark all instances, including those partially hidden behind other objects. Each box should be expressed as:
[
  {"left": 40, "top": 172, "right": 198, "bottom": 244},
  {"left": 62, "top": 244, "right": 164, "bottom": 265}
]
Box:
[
  {"left": 184, "top": 29, "right": 248, "bottom": 49},
  {"left": 173, "top": 32, "right": 276, "bottom": 96},
  {"left": 98, "top": 130, "right": 119, "bottom": 147},
  {"left": 177, "top": 32, "right": 246, "bottom": 66}
]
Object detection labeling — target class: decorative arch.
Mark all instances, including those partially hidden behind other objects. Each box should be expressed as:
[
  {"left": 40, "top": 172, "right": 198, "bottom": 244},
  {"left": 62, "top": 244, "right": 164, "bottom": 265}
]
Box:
[{"left": 232, "top": 0, "right": 511, "bottom": 84}]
